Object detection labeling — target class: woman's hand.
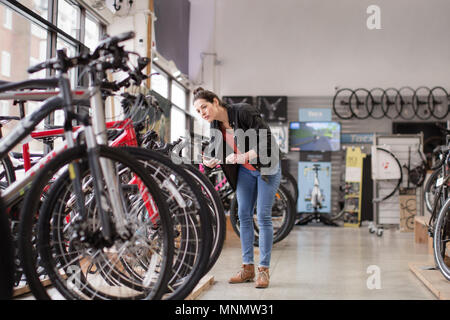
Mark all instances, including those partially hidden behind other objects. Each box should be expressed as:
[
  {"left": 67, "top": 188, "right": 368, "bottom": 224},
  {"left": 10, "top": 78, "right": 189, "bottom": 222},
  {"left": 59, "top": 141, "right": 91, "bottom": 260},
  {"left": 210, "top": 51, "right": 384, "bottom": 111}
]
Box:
[
  {"left": 225, "top": 150, "right": 257, "bottom": 164},
  {"left": 225, "top": 153, "right": 247, "bottom": 164},
  {"left": 203, "top": 156, "right": 221, "bottom": 168}
]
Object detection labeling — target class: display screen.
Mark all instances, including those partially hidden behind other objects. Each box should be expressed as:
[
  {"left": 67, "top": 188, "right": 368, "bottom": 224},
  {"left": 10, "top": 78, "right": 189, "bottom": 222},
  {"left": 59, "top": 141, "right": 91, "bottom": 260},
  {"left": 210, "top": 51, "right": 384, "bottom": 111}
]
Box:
[{"left": 289, "top": 121, "right": 341, "bottom": 152}]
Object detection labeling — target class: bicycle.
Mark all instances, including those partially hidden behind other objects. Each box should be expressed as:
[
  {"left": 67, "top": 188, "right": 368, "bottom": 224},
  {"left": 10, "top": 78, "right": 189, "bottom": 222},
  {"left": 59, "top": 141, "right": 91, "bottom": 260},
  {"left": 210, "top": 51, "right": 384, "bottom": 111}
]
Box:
[
  {"left": 295, "top": 164, "right": 337, "bottom": 226},
  {"left": 0, "top": 32, "right": 175, "bottom": 300}
]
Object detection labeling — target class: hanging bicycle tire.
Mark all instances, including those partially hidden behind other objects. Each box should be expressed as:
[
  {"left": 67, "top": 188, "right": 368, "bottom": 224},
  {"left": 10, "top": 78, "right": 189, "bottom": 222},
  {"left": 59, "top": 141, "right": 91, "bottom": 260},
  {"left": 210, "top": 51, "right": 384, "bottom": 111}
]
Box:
[
  {"left": 428, "top": 86, "right": 450, "bottom": 120},
  {"left": 412, "top": 86, "right": 432, "bottom": 120},
  {"left": 381, "top": 87, "right": 402, "bottom": 119},
  {"left": 349, "top": 88, "right": 372, "bottom": 119},
  {"left": 396, "top": 86, "right": 416, "bottom": 120},
  {"left": 332, "top": 88, "right": 354, "bottom": 120}
]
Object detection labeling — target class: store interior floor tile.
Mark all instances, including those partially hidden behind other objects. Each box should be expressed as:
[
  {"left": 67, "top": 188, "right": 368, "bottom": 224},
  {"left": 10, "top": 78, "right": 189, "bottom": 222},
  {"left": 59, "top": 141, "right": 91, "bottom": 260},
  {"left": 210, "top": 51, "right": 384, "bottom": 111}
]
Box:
[
  {"left": 197, "top": 223, "right": 436, "bottom": 300},
  {"left": 16, "top": 223, "right": 436, "bottom": 300}
]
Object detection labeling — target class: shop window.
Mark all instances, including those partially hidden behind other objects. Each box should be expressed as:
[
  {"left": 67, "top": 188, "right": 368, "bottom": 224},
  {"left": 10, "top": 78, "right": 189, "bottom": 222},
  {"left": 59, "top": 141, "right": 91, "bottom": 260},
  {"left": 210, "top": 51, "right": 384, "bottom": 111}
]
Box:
[
  {"left": 171, "top": 81, "right": 186, "bottom": 110},
  {"left": 151, "top": 66, "right": 169, "bottom": 99},
  {"left": 170, "top": 107, "right": 186, "bottom": 142},
  {"left": 57, "top": 0, "right": 80, "bottom": 39},
  {"left": 1, "top": 51, "right": 11, "bottom": 77},
  {"left": 3, "top": 7, "right": 12, "bottom": 30},
  {"left": 84, "top": 14, "right": 100, "bottom": 52}
]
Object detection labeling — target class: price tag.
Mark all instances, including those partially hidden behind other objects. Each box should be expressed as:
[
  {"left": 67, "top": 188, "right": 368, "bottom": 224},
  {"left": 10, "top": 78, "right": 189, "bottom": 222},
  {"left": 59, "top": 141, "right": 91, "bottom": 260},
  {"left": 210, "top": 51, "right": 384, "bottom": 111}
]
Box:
[{"left": 436, "top": 177, "right": 444, "bottom": 187}]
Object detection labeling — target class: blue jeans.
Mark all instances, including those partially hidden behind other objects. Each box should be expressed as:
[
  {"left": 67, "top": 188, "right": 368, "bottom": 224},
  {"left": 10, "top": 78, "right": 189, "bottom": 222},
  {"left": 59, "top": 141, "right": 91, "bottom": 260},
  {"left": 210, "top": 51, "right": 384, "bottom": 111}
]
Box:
[{"left": 235, "top": 164, "right": 281, "bottom": 268}]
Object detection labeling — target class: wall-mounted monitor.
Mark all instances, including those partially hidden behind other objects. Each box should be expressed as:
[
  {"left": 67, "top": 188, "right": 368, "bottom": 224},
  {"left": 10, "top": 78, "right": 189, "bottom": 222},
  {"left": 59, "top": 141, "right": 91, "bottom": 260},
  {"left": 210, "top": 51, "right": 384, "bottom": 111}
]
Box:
[{"left": 289, "top": 121, "right": 341, "bottom": 152}]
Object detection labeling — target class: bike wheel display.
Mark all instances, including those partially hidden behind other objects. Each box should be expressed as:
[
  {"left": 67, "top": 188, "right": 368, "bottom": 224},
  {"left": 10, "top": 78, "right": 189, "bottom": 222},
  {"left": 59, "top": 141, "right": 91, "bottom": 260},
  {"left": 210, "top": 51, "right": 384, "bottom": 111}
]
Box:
[
  {"left": 19, "top": 145, "right": 174, "bottom": 300},
  {"left": 349, "top": 88, "right": 372, "bottom": 119},
  {"left": 229, "top": 184, "right": 296, "bottom": 246},
  {"left": 381, "top": 87, "right": 401, "bottom": 119},
  {"left": 433, "top": 197, "right": 450, "bottom": 281},
  {"left": 412, "top": 86, "right": 432, "bottom": 120},
  {"left": 428, "top": 86, "right": 450, "bottom": 119},
  {"left": 332, "top": 88, "right": 354, "bottom": 119},
  {"left": 366, "top": 88, "right": 385, "bottom": 119},
  {"left": 396, "top": 86, "right": 416, "bottom": 120}
]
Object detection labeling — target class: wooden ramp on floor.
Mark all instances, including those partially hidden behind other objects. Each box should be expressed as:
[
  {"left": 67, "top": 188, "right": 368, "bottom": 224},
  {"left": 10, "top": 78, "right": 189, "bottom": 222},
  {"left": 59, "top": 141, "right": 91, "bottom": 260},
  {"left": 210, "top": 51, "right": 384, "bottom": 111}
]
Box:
[
  {"left": 409, "top": 262, "right": 450, "bottom": 300},
  {"left": 185, "top": 275, "right": 215, "bottom": 300}
]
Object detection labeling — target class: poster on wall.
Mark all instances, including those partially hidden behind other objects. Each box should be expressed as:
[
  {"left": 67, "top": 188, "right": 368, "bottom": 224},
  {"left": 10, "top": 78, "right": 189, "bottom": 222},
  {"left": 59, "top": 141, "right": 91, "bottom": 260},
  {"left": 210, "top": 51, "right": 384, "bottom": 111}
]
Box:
[
  {"left": 297, "top": 161, "right": 331, "bottom": 214},
  {"left": 222, "top": 96, "right": 254, "bottom": 106},
  {"left": 256, "top": 96, "right": 287, "bottom": 122},
  {"left": 148, "top": 90, "right": 171, "bottom": 144},
  {"left": 269, "top": 124, "right": 288, "bottom": 154}
]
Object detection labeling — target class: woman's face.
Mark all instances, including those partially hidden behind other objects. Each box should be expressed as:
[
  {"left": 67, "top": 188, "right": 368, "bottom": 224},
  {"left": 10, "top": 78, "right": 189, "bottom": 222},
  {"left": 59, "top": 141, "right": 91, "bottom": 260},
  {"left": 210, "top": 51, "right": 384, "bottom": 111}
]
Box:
[{"left": 194, "top": 98, "right": 219, "bottom": 123}]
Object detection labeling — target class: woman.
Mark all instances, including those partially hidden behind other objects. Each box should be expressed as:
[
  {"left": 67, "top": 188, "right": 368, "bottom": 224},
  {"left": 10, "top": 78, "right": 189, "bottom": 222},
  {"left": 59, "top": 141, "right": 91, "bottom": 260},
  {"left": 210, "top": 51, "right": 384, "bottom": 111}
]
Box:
[{"left": 193, "top": 87, "right": 281, "bottom": 289}]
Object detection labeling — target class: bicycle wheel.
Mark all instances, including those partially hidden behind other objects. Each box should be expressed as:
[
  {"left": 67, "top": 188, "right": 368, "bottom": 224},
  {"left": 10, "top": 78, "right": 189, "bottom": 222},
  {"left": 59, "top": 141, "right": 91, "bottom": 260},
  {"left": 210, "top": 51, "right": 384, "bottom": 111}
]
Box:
[
  {"left": 349, "top": 88, "right": 372, "bottom": 120},
  {"left": 366, "top": 88, "right": 385, "bottom": 119},
  {"left": 0, "top": 198, "right": 14, "bottom": 299},
  {"left": 229, "top": 184, "right": 296, "bottom": 246},
  {"left": 381, "top": 88, "right": 401, "bottom": 119},
  {"left": 428, "top": 86, "right": 450, "bottom": 119},
  {"left": 396, "top": 86, "right": 416, "bottom": 120},
  {"left": 0, "top": 155, "right": 15, "bottom": 189},
  {"left": 281, "top": 170, "right": 298, "bottom": 205},
  {"left": 433, "top": 197, "right": 450, "bottom": 281},
  {"left": 181, "top": 163, "right": 226, "bottom": 276},
  {"left": 412, "top": 86, "right": 432, "bottom": 120},
  {"left": 332, "top": 88, "right": 354, "bottom": 120},
  {"left": 19, "top": 145, "right": 174, "bottom": 300},
  {"left": 119, "top": 147, "right": 213, "bottom": 300},
  {"left": 425, "top": 167, "right": 443, "bottom": 214}
]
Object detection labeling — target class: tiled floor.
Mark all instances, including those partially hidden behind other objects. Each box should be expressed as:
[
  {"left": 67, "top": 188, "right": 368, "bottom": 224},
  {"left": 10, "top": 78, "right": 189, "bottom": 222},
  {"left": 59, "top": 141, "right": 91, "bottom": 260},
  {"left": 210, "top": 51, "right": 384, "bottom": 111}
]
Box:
[
  {"left": 197, "top": 223, "right": 436, "bottom": 300},
  {"left": 15, "top": 223, "right": 437, "bottom": 300}
]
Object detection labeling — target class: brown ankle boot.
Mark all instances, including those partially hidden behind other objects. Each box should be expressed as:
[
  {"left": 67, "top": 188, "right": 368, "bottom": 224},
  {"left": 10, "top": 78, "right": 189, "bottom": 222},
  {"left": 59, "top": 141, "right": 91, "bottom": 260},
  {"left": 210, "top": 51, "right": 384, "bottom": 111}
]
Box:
[
  {"left": 229, "top": 264, "right": 255, "bottom": 283},
  {"left": 255, "top": 266, "right": 270, "bottom": 288}
]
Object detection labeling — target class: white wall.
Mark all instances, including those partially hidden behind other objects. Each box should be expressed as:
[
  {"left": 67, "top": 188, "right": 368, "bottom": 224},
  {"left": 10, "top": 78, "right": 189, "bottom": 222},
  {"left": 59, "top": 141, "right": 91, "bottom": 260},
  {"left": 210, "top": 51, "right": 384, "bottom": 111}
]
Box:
[{"left": 189, "top": 0, "right": 450, "bottom": 97}]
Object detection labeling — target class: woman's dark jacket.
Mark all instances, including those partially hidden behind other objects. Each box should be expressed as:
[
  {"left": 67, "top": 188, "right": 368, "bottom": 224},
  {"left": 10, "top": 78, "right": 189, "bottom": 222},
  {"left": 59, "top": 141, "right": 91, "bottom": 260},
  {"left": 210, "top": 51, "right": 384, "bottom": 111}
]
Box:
[{"left": 205, "top": 103, "right": 280, "bottom": 191}]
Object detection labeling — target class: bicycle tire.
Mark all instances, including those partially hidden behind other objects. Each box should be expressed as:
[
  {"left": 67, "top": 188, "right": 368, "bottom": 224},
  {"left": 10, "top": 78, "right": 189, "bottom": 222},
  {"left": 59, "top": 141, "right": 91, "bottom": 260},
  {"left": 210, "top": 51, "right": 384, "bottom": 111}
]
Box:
[
  {"left": 425, "top": 167, "right": 443, "bottom": 214},
  {"left": 381, "top": 88, "right": 401, "bottom": 119},
  {"left": 396, "top": 86, "right": 416, "bottom": 120},
  {"left": 374, "top": 147, "right": 403, "bottom": 203},
  {"left": 332, "top": 88, "right": 354, "bottom": 120},
  {"left": 281, "top": 170, "right": 298, "bottom": 205},
  {"left": 19, "top": 145, "right": 174, "bottom": 300},
  {"left": 229, "top": 184, "right": 296, "bottom": 246},
  {"left": 0, "top": 198, "right": 14, "bottom": 299},
  {"left": 433, "top": 197, "right": 450, "bottom": 281},
  {"left": 349, "top": 88, "right": 372, "bottom": 120},
  {"left": 0, "top": 155, "right": 15, "bottom": 189},
  {"left": 118, "top": 147, "right": 213, "bottom": 300},
  {"left": 412, "top": 86, "right": 432, "bottom": 120},
  {"left": 182, "top": 163, "right": 226, "bottom": 275},
  {"left": 366, "top": 88, "right": 386, "bottom": 119},
  {"left": 428, "top": 86, "right": 450, "bottom": 120}
]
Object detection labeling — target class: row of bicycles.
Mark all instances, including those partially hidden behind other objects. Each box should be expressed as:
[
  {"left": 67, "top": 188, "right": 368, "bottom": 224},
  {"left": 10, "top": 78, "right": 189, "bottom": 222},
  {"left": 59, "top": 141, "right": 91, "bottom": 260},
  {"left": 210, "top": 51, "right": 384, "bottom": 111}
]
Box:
[
  {"left": 333, "top": 87, "right": 450, "bottom": 120},
  {"left": 423, "top": 122, "right": 450, "bottom": 280},
  {"left": 0, "top": 31, "right": 232, "bottom": 300}
]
